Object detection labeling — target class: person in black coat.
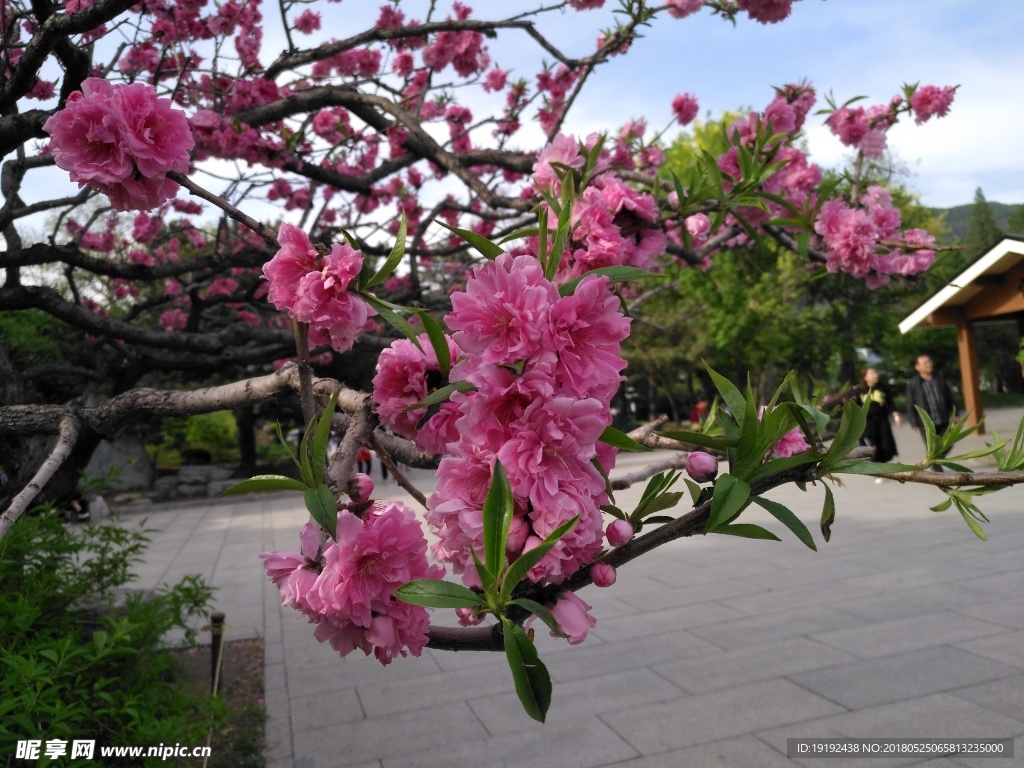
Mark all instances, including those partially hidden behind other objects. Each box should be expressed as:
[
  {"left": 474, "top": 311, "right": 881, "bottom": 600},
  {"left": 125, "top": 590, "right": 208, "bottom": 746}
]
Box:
[
  {"left": 853, "top": 367, "right": 900, "bottom": 464},
  {"left": 905, "top": 354, "right": 958, "bottom": 470}
]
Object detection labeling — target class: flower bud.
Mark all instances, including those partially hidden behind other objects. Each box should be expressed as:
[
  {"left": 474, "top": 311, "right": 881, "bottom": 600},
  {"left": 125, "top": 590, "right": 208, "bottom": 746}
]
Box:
[
  {"left": 591, "top": 563, "right": 617, "bottom": 588},
  {"left": 685, "top": 451, "right": 718, "bottom": 483},
  {"left": 346, "top": 473, "right": 374, "bottom": 504},
  {"left": 606, "top": 519, "right": 633, "bottom": 548},
  {"left": 506, "top": 515, "right": 529, "bottom": 556}
]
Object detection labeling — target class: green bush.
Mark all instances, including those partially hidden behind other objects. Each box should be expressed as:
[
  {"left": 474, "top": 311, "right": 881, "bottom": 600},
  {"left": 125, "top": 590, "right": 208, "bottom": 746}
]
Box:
[
  {"left": 0, "top": 510, "right": 222, "bottom": 766},
  {"left": 185, "top": 412, "right": 238, "bottom": 463}
]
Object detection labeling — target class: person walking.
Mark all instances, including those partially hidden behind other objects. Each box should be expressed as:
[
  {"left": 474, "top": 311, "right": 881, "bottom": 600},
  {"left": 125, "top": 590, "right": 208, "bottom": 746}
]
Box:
[
  {"left": 905, "top": 354, "right": 958, "bottom": 471},
  {"left": 854, "top": 367, "right": 900, "bottom": 465}
]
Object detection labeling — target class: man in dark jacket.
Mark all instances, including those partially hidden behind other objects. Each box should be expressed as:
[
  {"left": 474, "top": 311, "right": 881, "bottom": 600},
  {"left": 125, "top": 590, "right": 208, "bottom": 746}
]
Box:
[{"left": 905, "top": 354, "right": 958, "bottom": 470}]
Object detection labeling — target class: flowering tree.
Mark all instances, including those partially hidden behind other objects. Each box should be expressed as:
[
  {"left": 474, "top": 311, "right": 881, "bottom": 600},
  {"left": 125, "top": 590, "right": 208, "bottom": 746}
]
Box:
[{"left": 2, "top": 0, "right": 1023, "bottom": 720}]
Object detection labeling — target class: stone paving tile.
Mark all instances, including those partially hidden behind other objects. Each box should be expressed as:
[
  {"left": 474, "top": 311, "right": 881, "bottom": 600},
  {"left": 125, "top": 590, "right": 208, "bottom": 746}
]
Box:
[
  {"left": 290, "top": 687, "right": 364, "bottom": 729},
  {"left": 828, "top": 582, "right": 996, "bottom": 623},
  {"left": 951, "top": 596, "right": 1024, "bottom": 631},
  {"left": 687, "top": 604, "right": 864, "bottom": 651},
  {"left": 950, "top": 673, "right": 1024, "bottom": 722},
  {"left": 468, "top": 667, "right": 685, "bottom": 735},
  {"left": 657, "top": 636, "right": 857, "bottom": 694},
  {"left": 721, "top": 579, "right": 874, "bottom": 615},
  {"left": 845, "top": 562, "right": 1000, "bottom": 593},
  {"left": 956, "top": 574, "right": 1024, "bottom": 600},
  {"left": 594, "top": 735, "right": 792, "bottom": 767},
  {"left": 602, "top": 678, "right": 844, "bottom": 754},
  {"left": 787, "top": 646, "right": 1022, "bottom": 710},
  {"left": 810, "top": 612, "right": 1006, "bottom": 659},
  {"left": 381, "top": 716, "right": 638, "bottom": 768},
  {"left": 292, "top": 701, "right": 488, "bottom": 767},
  {"left": 544, "top": 628, "right": 720, "bottom": 683},
  {"left": 357, "top": 662, "right": 514, "bottom": 718},
  {"left": 589, "top": 600, "right": 746, "bottom": 643},
  {"left": 757, "top": 693, "right": 1024, "bottom": 768},
  {"left": 617, "top": 575, "right": 767, "bottom": 612}
]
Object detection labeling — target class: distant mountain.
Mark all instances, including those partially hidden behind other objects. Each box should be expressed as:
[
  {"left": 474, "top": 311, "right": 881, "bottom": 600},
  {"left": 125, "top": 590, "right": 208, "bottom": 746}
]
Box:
[{"left": 930, "top": 201, "right": 1021, "bottom": 243}]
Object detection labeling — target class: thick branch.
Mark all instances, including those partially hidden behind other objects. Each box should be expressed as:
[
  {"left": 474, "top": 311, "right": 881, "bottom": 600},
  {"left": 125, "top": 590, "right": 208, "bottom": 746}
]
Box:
[{"left": 0, "top": 413, "right": 80, "bottom": 540}]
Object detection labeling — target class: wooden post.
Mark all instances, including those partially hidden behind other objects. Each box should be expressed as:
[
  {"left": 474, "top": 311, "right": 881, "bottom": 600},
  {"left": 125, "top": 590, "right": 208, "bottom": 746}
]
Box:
[{"left": 956, "top": 317, "right": 984, "bottom": 434}]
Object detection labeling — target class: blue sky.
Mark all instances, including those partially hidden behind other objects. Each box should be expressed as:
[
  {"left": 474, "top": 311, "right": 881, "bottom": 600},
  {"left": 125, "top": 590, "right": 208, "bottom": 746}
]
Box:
[{"left": 471, "top": 0, "right": 1024, "bottom": 209}]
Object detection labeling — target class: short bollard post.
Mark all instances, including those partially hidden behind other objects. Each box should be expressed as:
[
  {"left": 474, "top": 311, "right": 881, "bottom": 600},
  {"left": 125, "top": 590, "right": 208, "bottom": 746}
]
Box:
[{"left": 210, "top": 612, "right": 226, "bottom": 694}]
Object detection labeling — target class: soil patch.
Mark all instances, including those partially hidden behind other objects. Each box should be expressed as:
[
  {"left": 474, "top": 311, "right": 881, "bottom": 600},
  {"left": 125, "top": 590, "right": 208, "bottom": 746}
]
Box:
[{"left": 171, "top": 638, "right": 265, "bottom": 768}]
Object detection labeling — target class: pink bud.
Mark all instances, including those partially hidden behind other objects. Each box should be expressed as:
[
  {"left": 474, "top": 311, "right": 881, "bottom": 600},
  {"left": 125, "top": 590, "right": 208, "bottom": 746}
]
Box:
[
  {"left": 506, "top": 515, "right": 529, "bottom": 556},
  {"left": 591, "top": 563, "right": 617, "bottom": 588},
  {"left": 606, "top": 519, "right": 633, "bottom": 548},
  {"left": 346, "top": 472, "right": 374, "bottom": 503},
  {"left": 685, "top": 451, "right": 718, "bottom": 483}
]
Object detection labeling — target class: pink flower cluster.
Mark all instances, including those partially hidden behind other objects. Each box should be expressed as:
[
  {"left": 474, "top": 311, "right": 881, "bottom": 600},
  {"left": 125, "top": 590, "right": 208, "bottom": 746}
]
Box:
[
  {"left": 372, "top": 333, "right": 463, "bottom": 455},
  {"left": 909, "top": 85, "right": 955, "bottom": 124},
  {"left": 391, "top": 255, "right": 629, "bottom": 597},
  {"left": 261, "top": 504, "right": 444, "bottom": 665},
  {"left": 814, "top": 186, "right": 934, "bottom": 286},
  {"left": 43, "top": 78, "right": 194, "bottom": 211},
  {"left": 262, "top": 224, "right": 376, "bottom": 353}
]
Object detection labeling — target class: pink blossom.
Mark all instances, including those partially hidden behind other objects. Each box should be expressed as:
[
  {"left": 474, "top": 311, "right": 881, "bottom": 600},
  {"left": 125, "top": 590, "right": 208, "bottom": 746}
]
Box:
[
  {"left": 446, "top": 254, "right": 558, "bottom": 366},
  {"left": 591, "top": 563, "right": 616, "bottom": 588},
  {"left": 685, "top": 213, "right": 711, "bottom": 246},
  {"left": 262, "top": 223, "right": 319, "bottom": 312},
  {"left": 568, "top": 0, "right": 604, "bottom": 9},
  {"left": 205, "top": 277, "right": 237, "bottom": 298},
  {"left": 685, "top": 451, "right": 718, "bottom": 483},
  {"left": 548, "top": 591, "right": 596, "bottom": 644},
  {"left": 159, "top": 308, "right": 189, "bottom": 331},
  {"left": 666, "top": 0, "right": 703, "bottom": 18},
  {"left": 293, "top": 9, "right": 321, "bottom": 34},
  {"left": 772, "top": 426, "right": 810, "bottom": 458},
  {"left": 671, "top": 93, "right": 699, "bottom": 125},
  {"left": 483, "top": 68, "right": 508, "bottom": 92},
  {"left": 43, "top": 79, "right": 132, "bottom": 185},
  {"left": 910, "top": 85, "right": 955, "bottom": 124},
  {"left": 112, "top": 82, "right": 194, "bottom": 179},
  {"left": 372, "top": 333, "right": 463, "bottom": 453},
  {"left": 606, "top": 519, "right": 633, "bottom": 548},
  {"left": 736, "top": 0, "right": 793, "bottom": 24},
  {"left": 532, "top": 133, "right": 584, "bottom": 194}
]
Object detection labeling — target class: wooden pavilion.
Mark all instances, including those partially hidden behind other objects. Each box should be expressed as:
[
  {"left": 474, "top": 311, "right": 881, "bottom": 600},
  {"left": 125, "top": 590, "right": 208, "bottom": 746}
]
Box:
[{"left": 899, "top": 235, "right": 1024, "bottom": 435}]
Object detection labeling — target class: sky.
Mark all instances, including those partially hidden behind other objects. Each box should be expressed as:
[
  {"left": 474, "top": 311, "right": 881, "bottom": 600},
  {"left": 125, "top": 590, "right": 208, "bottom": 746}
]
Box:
[
  {"left": 13, "top": 0, "right": 1024, "bottom": 228},
  {"left": 469, "top": 0, "right": 1024, "bottom": 209}
]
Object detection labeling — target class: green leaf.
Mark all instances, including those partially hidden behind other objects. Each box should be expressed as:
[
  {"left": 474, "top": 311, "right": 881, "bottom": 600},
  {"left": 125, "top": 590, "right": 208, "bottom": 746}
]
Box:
[
  {"left": 509, "top": 598, "right": 564, "bottom": 638},
  {"left": 821, "top": 485, "right": 836, "bottom": 542},
  {"left": 821, "top": 399, "right": 868, "bottom": 472},
  {"left": 634, "top": 492, "right": 684, "bottom": 520},
  {"left": 220, "top": 475, "right": 308, "bottom": 496},
  {"left": 712, "top": 523, "right": 781, "bottom": 541},
  {"left": 598, "top": 426, "right": 651, "bottom": 453},
  {"left": 557, "top": 266, "right": 659, "bottom": 297},
  {"left": 497, "top": 226, "right": 539, "bottom": 245},
  {"left": 748, "top": 453, "right": 820, "bottom": 482},
  {"left": 364, "top": 215, "right": 407, "bottom": 288},
  {"left": 829, "top": 459, "right": 922, "bottom": 475},
  {"left": 750, "top": 496, "right": 816, "bottom": 551},
  {"left": 395, "top": 579, "right": 486, "bottom": 609},
  {"left": 959, "top": 506, "right": 987, "bottom": 541},
  {"left": 304, "top": 484, "right": 338, "bottom": 540},
  {"left": 360, "top": 294, "right": 424, "bottom": 351},
  {"left": 417, "top": 311, "right": 452, "bottom": 380},
  {"left": 92, "top": 630, "right": 108, "bottom": 651},
  {"left": 275, "top": 420, "right": 301, "bottom": 470},
  {"left": 311, "top": 388, "right": 341, "bottom": 484},
  {"left": 705, "top": 474, "right": 751, "bottom": 531},
  {"left": 402, "top": 380, "right": 476, "bottom": 412},
  {"left": 684, "top": 478, "right": 702, "bottom": 505},
  {"left": 705, "top": 364, "right": 747, "bottom": 430},
  {"left": 436, "top": 221, "right": 505, "bottom": 259},
  {"left": 482, "top": 462, "right": 514, "bottom": 580},
  {"left": 500, "top": 516, "right": 579, "bottom": 605},
  {"left": 502, "top": 619, "right": 552, "bottom": 723},
  {"left": 471, "top": 548, "right": 497, "bottom": 603},
  {"left": 657, "top": 429, "right": 737, "bottom": 452}
]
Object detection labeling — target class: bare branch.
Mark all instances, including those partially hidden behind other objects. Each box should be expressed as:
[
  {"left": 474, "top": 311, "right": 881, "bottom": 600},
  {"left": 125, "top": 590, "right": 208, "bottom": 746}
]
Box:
[{"left": 0, "top": 414, "right": 80, "bottom": 541}]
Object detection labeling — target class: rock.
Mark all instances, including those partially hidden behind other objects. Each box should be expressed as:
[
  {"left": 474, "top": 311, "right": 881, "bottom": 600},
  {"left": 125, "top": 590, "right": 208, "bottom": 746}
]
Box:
[{"left": 207, "top": 479, "right": 241, "bottom": 497}]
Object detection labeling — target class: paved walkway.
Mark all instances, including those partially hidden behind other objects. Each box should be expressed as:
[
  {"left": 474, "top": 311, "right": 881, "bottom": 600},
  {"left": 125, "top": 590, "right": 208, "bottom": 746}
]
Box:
[{"left": 122, "top": 409, "right": 1024, "bottom": 767}]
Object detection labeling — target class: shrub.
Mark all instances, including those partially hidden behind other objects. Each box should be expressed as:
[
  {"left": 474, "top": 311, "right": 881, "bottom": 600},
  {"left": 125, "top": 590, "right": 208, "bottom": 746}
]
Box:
[{"left": 0, "top": 509, "right": 222, "bottom": 764}]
